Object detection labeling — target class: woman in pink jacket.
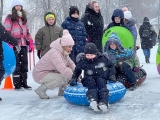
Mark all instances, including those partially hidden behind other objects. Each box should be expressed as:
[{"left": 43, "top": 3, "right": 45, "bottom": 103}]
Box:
[
  {"left": 33, "top": 30, "right": 75, "bottom": 99},
  {"left": 3, "top": 0, "right": 33, "bottom": 90}
]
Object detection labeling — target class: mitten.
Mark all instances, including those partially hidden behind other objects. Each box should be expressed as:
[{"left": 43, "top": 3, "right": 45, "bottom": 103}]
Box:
[
  {"left": 37, "top": 50, "right": 42, "bottom": 59},
  {"left": 109, "top": 75, "right": 116, "bottom": 82},
  {"left": 136, "top": 46, "right": 140, "bottom": 50},
  {"left": 68, "top": 78, "right": 77, "bottom": 86},
  {"left": 133, "top": 67, "right": 140, "bottom": 72},
  {"left": 29, "top": 39, "right": 34, "bottom": 52},
  {"left": 14, "top": 44, "right": 21, "bottom": 54}
]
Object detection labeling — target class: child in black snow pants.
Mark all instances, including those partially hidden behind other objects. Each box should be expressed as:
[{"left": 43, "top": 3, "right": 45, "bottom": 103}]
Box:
[
  {"left": 69, "top": 43, "right": 116, "bottom": 112},
  {"left": 0, "top": 23, "right": 20, "bottom": 101}
]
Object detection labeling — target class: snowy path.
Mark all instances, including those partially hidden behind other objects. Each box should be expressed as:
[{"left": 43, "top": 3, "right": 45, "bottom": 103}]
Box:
[{"left": 0, "top": 45, "right": 160, "bottom": 120}]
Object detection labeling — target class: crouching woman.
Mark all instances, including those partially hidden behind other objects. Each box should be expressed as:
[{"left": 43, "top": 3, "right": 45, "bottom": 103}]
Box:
[{"left": 32, "top": 30, "right": 75, "bottom": 99}]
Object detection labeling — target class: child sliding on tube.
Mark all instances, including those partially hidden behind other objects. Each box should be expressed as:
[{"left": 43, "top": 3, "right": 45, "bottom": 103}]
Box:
[
  {"left": 103, "top": 32, "right": 139, "bottom": 90},
  {"left": 69, "top": 43, "right": 116, "bottom": 113}
]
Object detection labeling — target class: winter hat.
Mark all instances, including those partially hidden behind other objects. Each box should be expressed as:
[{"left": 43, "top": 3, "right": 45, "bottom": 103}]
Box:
[
  {"left": 84, "top": 43, "right": 99, "bottom": 55},
  {"left": 69, "top": 6, "right": 79, "bottom": 16},
  {"left": 103, "top": 32, "right": 124, "bottom": 53},
  {"left": 45, "top": 13, "right": 55, "bottom": 21},
  {"left": 11, "top": 0, "right": 24, "bottom": 8},
  {"left": 108, "top": 32, "right": 121, "bottom": 43},
  {"left": 143, "top": 17, "right": 149, "bottom": 22},
  {"left": 60, "top": 30, "right": 74, "bottom": 46},
  {"left": 124, "top": 11, "right": 132, "bottom": 20}
]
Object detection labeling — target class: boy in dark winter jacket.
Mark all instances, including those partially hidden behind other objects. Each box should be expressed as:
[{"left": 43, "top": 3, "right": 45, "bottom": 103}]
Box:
[
  {"left": 105, "top": 9, "right": 130, "bottom": 31},
  {"left": 104, "top": 33, "right": 138, "bottom": 91},
  {"left": 61, "top": 6, "right": 87, "bottom": 64},
  {"left": 0, "top": 23, "right": 20, "bottom": 101},
  {"left": 69, "top": 43, "right": 116, "bottom": 112}
]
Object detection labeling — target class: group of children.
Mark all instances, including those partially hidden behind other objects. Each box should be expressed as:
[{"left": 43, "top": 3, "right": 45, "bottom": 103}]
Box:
[
  {"left": 68, "top": 9, "right": 142, "bottom": 112},
  {"left": 0, "top": 0, "right": 145, "bottom": 113}
]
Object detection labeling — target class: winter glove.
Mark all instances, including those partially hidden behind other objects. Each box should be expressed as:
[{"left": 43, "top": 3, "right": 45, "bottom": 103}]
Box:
[
  {"left": 109, "top": 75, "right": 117, "bottom": 82},
  {"left": 14, "top": 45, "right": 21, "bottom": 54},
  {"left": 68, "top": 78, "right": 77, "bottom": 86},
  {"left": 117, "top": 59, "right": 123, "bottom": 70},
  {"left": 136, "top": 46, "right": 140, "bottom": 50},
  {"left": 37, "top": 50, "right": 42, "bottom": 59},
  {"left": 29, "top": 39, "right": 34, "bottom": 52},
  {"left": 133, "top": 67, "right": 140, "bottom": 72}
]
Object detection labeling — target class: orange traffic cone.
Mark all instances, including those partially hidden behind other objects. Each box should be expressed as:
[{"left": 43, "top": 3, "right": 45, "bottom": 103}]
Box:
[{"left": 1, "top": 76, "right": 14, "bottom": 90}]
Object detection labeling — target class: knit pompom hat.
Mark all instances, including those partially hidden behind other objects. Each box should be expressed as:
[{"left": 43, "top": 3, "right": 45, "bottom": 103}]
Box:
[
  {"left": 12, "top": 0, "right": 24, "bottom": 8},
  {"left": 84, "top": 43, "right": 99, "bottom": 55},
  {"left": 60, "top": 30, "right": 74, "bottom": 46},
  {"left": 124, "top": 11, "right": 132, "bottom": 20}
]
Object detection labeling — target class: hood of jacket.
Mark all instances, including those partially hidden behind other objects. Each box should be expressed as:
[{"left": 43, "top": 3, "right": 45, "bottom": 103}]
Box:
[
  {"left": 103, "top": 32, "right": 124, "bottom": 53},
  {"left": 143, "top": 17, "right": 150, "bottom": 26},
  {"left": 111, "top": 9, "right": 124, "bottom": 24},
  {"left": 50, "top": 38, "right": 63, "bottom": 53},
  {"left": 44, "top": 9, "right": 56, "bottom": 26},
  {"left": 126, "top": 17, "right": 136, "bottom": 27}
]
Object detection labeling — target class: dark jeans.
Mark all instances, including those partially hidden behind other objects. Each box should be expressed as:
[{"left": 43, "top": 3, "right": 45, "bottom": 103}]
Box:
[
  {"left": 82, "top": 76, "right": 109, "bottom": 104},
  {"left": 0, "top": 61, "right": 5, "bottom": 85},
  {"left": 143, "top": 49, "right": 150, "bottom": 60},
  {"left": 116, "top": 62, "right": 137, "bottom": 85},
  {"left": 13, "top": 46, "right": 28, "bottom": 87}
]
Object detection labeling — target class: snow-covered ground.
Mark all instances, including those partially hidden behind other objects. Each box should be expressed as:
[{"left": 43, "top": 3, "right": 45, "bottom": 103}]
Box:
[{"left": 0, "top": 44, "right": 160, "bottom": 120}]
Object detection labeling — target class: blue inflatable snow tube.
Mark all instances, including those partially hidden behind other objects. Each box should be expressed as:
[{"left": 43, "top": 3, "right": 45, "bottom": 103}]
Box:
[
  {"left": 2, "top": 42, "right": 16, "bottom": 79},
  {"left": 64, "top": 81, "right": 126, "bottom": 106}
]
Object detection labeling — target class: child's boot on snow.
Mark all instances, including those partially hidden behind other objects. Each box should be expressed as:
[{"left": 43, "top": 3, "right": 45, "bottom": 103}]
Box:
[
  {"left": 98, "top": 88, "right": 109, "bottom": 113},
  {"left": 35, "top": 84, "right": 49, "bottom": 99},
  {"left": 98, "top": 102, "right": 108, "bottom": 113},
  {"left": 89, "top": 99, "right": 100, "bottom": 112},
  {"left": 87, "top": 89, "right": 100, "bottom": 112}
]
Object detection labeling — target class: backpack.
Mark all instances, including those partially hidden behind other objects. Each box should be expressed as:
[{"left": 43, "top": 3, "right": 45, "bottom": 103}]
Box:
[{"left": 141, "top": 26, "right": 151, "bottom": 38}]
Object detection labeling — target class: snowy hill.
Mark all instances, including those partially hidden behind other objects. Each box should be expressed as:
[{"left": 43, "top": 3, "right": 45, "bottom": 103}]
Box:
[{"left": 0, "top": 44, "right": 160, "bottom": 120}]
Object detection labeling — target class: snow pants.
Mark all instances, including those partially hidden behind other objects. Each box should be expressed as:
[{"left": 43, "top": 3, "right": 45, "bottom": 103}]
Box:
[
  {"left": 0, "top": 61, "right": 5, "bottom": 85},
  {"left": 82, "top": 76, "right": 109, "bottom": 104},
  {"left": 38, "top": 72, "right": 68, "bottom": 89},
  {"left": 13, "top": 46, "right": 28, "bottom": 88}
]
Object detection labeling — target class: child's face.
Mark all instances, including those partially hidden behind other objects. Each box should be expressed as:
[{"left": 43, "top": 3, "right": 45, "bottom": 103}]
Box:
[
  {"left": 15, "top": 5, "right": 22, "bottom": 11},
  {"left": 110, "top": 43, "right": 117, "bottom": 50},
  {"left": 71, "top": 13, "right": 79, "bottom": 18},
  {"left": 86, "top": 54, "right": 96, "bottom": 59},
  {"left": 47, "top": 18, "right": 55, "bottom": 25},
  {"left": 114, "top": 17, "right": 121, "bottom": 23}
]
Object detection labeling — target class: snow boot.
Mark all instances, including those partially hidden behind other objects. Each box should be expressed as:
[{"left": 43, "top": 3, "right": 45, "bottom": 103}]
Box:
[
  {"left": 98, "top": 102, "right": 108, "bottom": 113},
  {"left": 0, "top": 97, "right": 2, "bottom": 101},
  {"left": 89, "top": 99, "right": 100, "bottom": 112},
  {"left": 128, "top": 83, "right": 138, "bottom": 91},
  {"left": 86, "top": 89, "right": 99, "bottom": 112},
  {"left": 14, "top": 86, "right": 25, "bottom": 91},
  {"left": 23, "top": 85, "right": 32, "bottom": 90},
  {"left": 145, "top": 56, "right": 150, "bottom": 63},
  {"left": 35, "top": 84, "right": 49, "bottom": 99}
]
